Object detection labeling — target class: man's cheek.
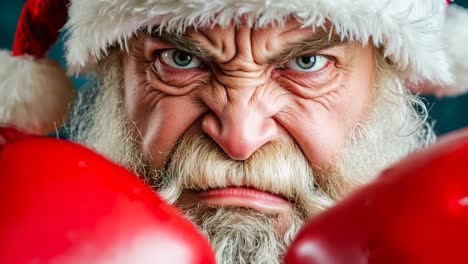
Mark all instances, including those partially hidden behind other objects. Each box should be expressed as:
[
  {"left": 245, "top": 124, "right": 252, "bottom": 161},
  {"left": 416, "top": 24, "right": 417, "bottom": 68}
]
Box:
[
  {"left": 130, "top": 94, "right": 208, "bottom": 170},
  {"left": 122, "top": 59, "right": 206, "bottom": 169},
  {"left": 275, "top": 99, "right": 349, "bottom": 167}
]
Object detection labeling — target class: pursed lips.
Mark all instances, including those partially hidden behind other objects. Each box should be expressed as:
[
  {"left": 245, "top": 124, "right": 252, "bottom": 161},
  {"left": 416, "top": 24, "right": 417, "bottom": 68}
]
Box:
[{"left": 182, "top": 186, "right": 293, "bottom": 214}]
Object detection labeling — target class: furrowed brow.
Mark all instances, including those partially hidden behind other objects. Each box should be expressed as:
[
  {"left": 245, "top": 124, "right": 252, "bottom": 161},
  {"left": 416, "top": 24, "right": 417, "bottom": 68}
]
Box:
[
  {"left": 268, "top": 31, "right": 347, "bottom": 64},
  {"left": 149, "top": 31, "right": 215, "bottom": 61}
]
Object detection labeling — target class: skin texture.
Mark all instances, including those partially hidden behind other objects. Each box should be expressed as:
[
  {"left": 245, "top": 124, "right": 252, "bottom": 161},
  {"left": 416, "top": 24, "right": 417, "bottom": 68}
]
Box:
[{"left": 122, "top": 19, "right": 376, "bottom": 174}]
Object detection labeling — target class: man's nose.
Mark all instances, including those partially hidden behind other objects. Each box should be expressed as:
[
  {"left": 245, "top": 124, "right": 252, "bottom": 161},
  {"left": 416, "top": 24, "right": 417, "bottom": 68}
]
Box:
[{"left": 201, "top": 89, "right": 278, "bottom": 160}]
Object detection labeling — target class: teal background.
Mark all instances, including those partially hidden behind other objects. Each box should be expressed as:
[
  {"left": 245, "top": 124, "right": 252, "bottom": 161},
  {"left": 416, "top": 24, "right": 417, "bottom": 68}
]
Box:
[{"left": 1, "top": 1, "right": 467, "bottom": 135}]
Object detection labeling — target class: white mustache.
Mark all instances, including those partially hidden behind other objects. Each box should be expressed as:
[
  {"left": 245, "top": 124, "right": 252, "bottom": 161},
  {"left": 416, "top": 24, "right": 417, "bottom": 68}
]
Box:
[{"left": 159, "top": 133, "right": 334, "bottom": 216}]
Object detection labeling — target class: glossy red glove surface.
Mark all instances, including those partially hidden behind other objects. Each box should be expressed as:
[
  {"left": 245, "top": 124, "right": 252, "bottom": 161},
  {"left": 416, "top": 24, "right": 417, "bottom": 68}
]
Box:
[
  {"left": 285, "top": 128, "right": 468, "bottom": 264},
  {"left": 0, "top": 129, "right": 215, "bottom": 264}
]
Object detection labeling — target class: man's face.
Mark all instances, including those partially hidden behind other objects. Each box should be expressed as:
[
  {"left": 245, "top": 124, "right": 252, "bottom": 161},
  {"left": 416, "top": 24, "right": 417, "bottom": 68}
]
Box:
[
  {"left": 122, "top": 18, "right": 375, "bottom": 212},
  {"left": 116, "top": 19, "right": 380, "bottom": 262},
  {"left": 73, "top": 17, "right": 431, "bottom": 263}
]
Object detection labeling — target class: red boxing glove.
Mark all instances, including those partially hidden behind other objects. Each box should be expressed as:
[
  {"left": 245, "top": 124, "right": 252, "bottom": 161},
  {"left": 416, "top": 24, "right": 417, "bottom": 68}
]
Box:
[
  {"left": 285, "top": 128, "right": 468, "bottom": 264},
  {"left": 0, "top": 129, "right": 215, "bottom": 264}
]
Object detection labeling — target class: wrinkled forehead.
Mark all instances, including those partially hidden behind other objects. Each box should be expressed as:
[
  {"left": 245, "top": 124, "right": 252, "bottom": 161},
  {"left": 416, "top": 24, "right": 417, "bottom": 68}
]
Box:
[{"left": 146, "top": 19, "right": 346, "bottom": 64}]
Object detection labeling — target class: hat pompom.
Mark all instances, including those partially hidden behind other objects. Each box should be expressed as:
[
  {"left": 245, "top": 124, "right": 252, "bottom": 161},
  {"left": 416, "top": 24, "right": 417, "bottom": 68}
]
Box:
[
  {"left": 0, "top": 50, "right": 74, "bottom": 134},
  {"left": 0, "top": 0, "right": 72, "bottom": 134}
]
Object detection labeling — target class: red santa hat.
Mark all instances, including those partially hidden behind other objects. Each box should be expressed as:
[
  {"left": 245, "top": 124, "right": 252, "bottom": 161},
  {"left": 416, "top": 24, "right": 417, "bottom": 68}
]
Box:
[{"left": 0, "top": 0, "right": 467, "bottom": 135}]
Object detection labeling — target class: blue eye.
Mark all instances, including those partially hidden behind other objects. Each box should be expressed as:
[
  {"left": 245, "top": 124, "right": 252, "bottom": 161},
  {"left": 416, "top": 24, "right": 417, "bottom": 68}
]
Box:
[
  {"left": 160, "top": 49, "right": 201, "bottom": 69},
  {"left": 286, "top": 55, "right": 329, "bottom": 72}
]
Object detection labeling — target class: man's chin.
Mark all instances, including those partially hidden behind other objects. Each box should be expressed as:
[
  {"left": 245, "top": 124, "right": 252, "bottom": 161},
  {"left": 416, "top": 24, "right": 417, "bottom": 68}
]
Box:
[{"left": 178, "top": 204, "right": 303, "bottom": 264}]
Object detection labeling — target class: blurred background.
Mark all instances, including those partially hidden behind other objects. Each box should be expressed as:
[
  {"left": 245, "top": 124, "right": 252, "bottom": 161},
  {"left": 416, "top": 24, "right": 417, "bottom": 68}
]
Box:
[{"left": 1, "top": 1, "right": 467, "bottom": 136}]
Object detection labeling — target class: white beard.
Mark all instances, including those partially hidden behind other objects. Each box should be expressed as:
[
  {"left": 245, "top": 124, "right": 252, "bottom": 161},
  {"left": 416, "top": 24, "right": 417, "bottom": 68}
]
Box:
[
  {"left": 183, "top": 206, "right": 303, "bottom": 264},
  {"left": 68, "top": 52, "right": 435, "bottom": 263}
]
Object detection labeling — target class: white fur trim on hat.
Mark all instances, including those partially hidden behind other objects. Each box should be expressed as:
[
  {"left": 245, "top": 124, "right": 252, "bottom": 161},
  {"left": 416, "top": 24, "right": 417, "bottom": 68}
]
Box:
[
  {"left": 0, "top": 50, "right": 74, "bottom": 135},
  {"left": 65, "top": 0, "right": 451, "bottom": 85},
  {"left": 442, "top": 4, "right": 468, "bottom": 95}
]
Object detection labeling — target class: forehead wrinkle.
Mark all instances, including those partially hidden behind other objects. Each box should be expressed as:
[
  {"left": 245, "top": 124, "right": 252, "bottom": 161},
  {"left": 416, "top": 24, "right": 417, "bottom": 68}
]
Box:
[
  {"left": 268, "top": 31, "right": 347, "bottom": 64},
  {"left": 193, "top": 27, "right": 238, "bottom": 64},
  {"left": 149, "top": 31, "right": 216, "bottom": 61}
]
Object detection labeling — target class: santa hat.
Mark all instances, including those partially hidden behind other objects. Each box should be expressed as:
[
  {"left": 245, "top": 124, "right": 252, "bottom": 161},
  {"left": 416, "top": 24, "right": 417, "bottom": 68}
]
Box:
[{"left": 1, "top": 0, "right": 467, "bottom": 135}]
